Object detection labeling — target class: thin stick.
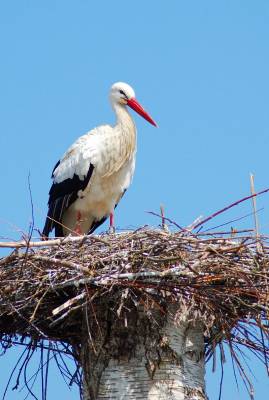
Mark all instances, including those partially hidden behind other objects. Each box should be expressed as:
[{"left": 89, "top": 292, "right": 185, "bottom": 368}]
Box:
[
  {"left": 160, "top": 204, "right": 169, "bottom": 232},
  {"left": 0, "top": 234, "right": 111, "bottom": 249},
  {"left": 147, "top": 210, "right": 188, "bottom": 232},
  {"left": 250, "top": 174, "right": 262, "bottom": 253},
  {"left": 31, "top": 255, "right": 89, "bottom": 273},
  {"left": 193, "top": 187, "right": 269, "bottom": 230},
  {"left": 202, "top": 208, "right": 264, "bottom": 233}
]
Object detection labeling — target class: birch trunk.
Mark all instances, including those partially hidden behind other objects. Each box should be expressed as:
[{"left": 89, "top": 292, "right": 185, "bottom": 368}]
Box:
[{"left": 80, "top": 307, "right": 206, "bottom": 400}]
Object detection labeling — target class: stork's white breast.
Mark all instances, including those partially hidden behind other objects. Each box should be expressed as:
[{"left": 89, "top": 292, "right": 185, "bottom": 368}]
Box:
[
  {"left": 75, "top": 153, "right": 136, "bottom": 219},
  {"left": 54, "top": 123, "right": 137, "bottom": 221}
]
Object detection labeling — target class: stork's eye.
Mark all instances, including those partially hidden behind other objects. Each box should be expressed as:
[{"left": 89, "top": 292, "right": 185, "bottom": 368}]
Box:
[{"left": 119, "top": 89, "right": 127, "bottom": 97}]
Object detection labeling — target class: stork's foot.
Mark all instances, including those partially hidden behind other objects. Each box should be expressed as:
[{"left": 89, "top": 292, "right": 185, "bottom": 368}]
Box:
[
  {"left": 108, "top": 225, "right": 116, "bottom": 234},
  {"left": 108, "top": 212, "right": 115, "bottom": 234}
]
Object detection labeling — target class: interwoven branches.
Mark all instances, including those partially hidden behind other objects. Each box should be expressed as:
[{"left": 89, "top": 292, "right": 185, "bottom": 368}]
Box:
[{"left": 0, "top": 228, "right": 268, "bottom": 397}]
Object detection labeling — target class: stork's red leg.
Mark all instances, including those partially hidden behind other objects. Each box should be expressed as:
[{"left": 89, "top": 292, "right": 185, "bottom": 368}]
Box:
[
  {"left": 109, "top": 212, "right": 115, "bottom": 234},
  {"left": 74, "top": 211, "right": 82, "bottom": 235}
]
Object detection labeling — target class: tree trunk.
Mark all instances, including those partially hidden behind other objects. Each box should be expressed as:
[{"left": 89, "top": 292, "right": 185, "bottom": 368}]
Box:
[{"left": 80, "top": 306, "right": 206, "bottom": 400}]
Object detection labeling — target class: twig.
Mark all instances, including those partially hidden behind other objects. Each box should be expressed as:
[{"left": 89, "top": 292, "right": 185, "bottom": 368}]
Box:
[
  {"left": 160, "top": 204, "right": 169, "bottom": 232},
  {"left": 250, "top": 174, "right": 263, "bottom": 253},
  {"left": 147, "top": 210, "right": 188, "bottom": 232},
  {"left": 52, "top": 293, "right": 86, "bottom": 316},
  {"left": 0, "top": 234, "right": 111, "bottom": 249},
  {"left": 31, "top": 255, "right": 89, "bottom": 273},
  {"left": 202, "top": 209, "right": 264, "bottom": 233},
  {"left": 193, "top": 187, "right": 269, "bottom": 230}
]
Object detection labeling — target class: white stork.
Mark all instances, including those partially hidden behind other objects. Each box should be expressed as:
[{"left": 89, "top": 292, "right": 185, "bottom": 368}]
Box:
[{"left": 42, "top": 82, "right": 157, "bottom": 237}]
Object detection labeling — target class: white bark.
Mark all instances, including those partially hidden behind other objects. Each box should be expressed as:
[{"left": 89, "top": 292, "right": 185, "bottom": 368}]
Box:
[{"left": 80, "top": 311, "right": 206, "bottom": 400}]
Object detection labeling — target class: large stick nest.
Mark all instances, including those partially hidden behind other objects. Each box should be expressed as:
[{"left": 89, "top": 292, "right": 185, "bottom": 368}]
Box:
[{"left": 0, "top": 227, "right": 269, "bottom": 396}]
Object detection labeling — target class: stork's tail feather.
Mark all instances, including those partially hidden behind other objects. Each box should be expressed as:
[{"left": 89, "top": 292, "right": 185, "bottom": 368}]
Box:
[
  {"left": 42, "top": 217, "right": 51, "bottom": 238},
  {"left": 42, "top": 215, "right": 64, "bottom": 238},
  {"left": 88, "top": 216, "right": 108, "bottom": 235}
]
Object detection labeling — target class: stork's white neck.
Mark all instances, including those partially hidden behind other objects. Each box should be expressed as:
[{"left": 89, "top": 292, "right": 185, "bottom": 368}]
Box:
[
  {"left": 105, "top": 102, "right": 137, "bottom": 176},
  {"left": 112, "top": 103, "right": 136, "bottom": 132}
]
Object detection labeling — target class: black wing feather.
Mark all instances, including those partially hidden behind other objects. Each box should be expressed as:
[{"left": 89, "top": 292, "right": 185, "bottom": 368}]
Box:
[{"left": 42, "top": 162, "right": 94, "bottom": 237}]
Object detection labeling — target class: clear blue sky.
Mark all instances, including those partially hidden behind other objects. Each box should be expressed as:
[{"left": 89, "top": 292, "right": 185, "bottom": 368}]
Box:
[{"left": 0, "top": 0, "right": 269, "bottom": 398}]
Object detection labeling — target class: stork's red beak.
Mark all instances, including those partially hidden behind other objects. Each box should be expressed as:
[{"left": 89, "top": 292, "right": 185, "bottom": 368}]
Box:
[{"left": 127, "top": 97, "right": 157, "bottom": 127}]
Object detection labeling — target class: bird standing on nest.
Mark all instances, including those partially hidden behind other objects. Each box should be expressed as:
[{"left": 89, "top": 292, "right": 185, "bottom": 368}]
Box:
[{"left": 42, "top": 82, "right": 157, "bottom": 238}]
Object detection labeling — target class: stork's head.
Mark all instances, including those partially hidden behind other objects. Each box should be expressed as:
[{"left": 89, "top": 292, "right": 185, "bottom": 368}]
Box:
[{"left": 110, "top": 82, "right": 157, "bottom": 127}]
